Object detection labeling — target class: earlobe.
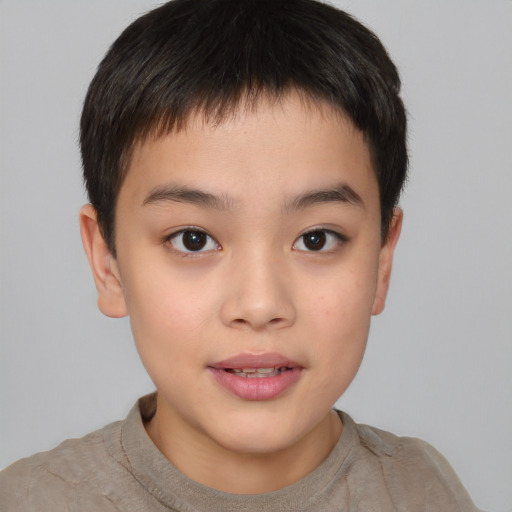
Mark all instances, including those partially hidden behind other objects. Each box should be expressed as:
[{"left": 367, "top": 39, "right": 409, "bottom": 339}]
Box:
[
  {"left": 372, "top": 208, "right": 403, "bottom": 316},
  {"left": 79, "top": 204, "right": 128, "bottom": 318}
]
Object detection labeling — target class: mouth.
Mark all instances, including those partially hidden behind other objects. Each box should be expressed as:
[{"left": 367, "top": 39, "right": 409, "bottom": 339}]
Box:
[
  {"left": 211, "top": 351, "right": 298, "bottom": 367},
  {"left": 223, "top": 367, "right": 292, "bottom": 378},
  {"left": 208, "top": 352, "right": 303, "bottom": 400}
]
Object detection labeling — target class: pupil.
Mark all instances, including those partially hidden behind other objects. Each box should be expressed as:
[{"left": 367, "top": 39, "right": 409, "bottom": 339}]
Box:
[
  {"left": 183, "top": 231, "right": 206, "bottom": 251},
  {"left": 304, "top": 231, "right": 326, "bottom": 250}
]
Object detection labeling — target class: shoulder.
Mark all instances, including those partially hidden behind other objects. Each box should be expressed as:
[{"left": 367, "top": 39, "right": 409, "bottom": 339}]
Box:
[
  {"left": 355, "top": 419, "right": 458, "bottom": 476},
  {"left": 338, "top": 412, "right": 483, "bottom": 511},
  {"left": 0, "top": 421, "right": 124, "bottom": 512},
  {"left": 353, "top": 418, "right": 448, "bottom": 464}
]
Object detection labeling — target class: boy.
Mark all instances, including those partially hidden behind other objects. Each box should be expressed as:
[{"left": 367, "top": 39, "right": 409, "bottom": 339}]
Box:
[{"left": 1, "top": 0, "right": 483, "bottom": 510}]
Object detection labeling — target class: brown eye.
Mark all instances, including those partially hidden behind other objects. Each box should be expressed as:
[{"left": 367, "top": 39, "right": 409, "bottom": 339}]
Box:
[
  {"left": 169, "top": 229, "right": 219, "bottom": 253},
  {"left": 303, "top": 231, "right": 327, "bottom": 251},
  {"left": 293, "top": 229, "right": 344, "bottom": 253},
  {"left": 182, "top": 230, "right": 207, "bottom": 251}
]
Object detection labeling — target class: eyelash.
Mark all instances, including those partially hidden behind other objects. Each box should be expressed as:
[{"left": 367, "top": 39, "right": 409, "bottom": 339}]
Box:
[
  {"left": 164, "top": 227, "right": 348, "bottom": 256},
  {"left": 292, "top": 228, "right": 348, "bottom": 253},
  {"left": 165, "top": 228, "right": 220, "bottom": 256}
]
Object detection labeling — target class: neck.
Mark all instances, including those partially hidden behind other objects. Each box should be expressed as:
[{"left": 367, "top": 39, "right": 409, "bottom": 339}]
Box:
[{"left": 144, "top": 397, "right": 343, "bottom": 494}]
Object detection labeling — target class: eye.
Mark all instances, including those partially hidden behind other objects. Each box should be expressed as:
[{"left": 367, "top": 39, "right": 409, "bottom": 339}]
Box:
[
  {"left": 293, "top": 229, "right": 345, "bottom": 252},
  {"left": 167, "top": 229, "right": 219, "bottom": 253}
]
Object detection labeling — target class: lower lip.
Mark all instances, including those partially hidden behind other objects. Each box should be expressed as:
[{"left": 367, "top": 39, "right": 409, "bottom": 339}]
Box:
[{"left": 208, "top": 368, "right": 302, "bottom": 401}]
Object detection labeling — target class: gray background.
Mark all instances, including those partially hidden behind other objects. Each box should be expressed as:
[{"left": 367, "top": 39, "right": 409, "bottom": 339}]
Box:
[{"left": 1, "top": 1, "right": 511, "bottom": 511}]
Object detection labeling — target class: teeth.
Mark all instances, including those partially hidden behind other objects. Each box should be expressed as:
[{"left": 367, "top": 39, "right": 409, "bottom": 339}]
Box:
[
  {"left": 228, "top": 367, "right": 288, "bottom": 378},
  {"left": 255, "top": 368, "right": 275, "bottom": 374}
]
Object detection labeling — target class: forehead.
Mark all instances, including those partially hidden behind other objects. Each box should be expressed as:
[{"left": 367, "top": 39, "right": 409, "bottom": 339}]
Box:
[{"left": 121, "top": 93, "right": 378, "bottom": 212}]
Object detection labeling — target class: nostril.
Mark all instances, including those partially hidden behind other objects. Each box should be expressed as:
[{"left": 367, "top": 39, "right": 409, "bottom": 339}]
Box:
[
  {"left": 229, "top": 316, "right": 289, "bottom": 330},
  {"left": 231, "top": 318, "right": 249, "bottom": 326},
  {"left": 220, "top": 291, "right": 296, "bottom": 330},
  {"left": 268, "top": 317, "right": 286, "bottom": 325}
]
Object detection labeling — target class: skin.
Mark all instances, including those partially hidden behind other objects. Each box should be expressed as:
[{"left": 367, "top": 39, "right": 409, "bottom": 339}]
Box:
[{"left": 80, "top": 93, "right": 402, "bottom": 494}]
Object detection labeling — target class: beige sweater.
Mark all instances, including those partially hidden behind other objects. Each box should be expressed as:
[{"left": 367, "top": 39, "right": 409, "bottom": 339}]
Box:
[{"left": 0, "top": 393, "right": 482, "bottom": 511}]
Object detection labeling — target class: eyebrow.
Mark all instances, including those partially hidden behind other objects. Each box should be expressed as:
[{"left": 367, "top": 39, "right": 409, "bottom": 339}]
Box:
[
  {"left": 283, "top": 183, "right": 364, "bottom": 212},
  {"left": 142, "top": 181, "right": 364, "bottom": 212},
  {"left": 142, "top": 184, "right": 233, "bottom": 210}
]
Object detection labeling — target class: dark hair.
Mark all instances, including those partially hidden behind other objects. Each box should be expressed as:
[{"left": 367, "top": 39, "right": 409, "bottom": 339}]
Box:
[{"left": 80, "top": 0, "right": 408, "bottom": 255}]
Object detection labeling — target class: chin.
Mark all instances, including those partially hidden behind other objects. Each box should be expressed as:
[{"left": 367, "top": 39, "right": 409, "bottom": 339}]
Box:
[
  {"left": 208, "top": 411, "right": 307, "bottom": 456},
  {"left": 216, "top": 429, "right": 297, "bottom": 455}
]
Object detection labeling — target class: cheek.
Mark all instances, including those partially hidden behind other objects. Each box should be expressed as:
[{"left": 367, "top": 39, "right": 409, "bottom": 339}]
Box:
[
  {"left": 308, "top": 263, "right": 378, "bottom": 323},
  {"left": 120, "top": 266, "right": 216, "bottom": 363},
  {"left": 303, "top": 289, "right": 371, "bottom": 404},
  {"left": 303, "top": 265, "right": 377, "bottom": 365}
]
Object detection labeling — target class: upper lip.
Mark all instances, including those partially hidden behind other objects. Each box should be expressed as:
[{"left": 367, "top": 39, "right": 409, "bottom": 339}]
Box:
[{"left": 209, "top": 352, "right": 300, "bottom": 369}]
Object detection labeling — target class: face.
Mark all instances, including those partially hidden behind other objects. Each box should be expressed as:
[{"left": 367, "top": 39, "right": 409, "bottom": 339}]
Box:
[{"left": 82, "top": 93, "right": 400, "bottom": 463}]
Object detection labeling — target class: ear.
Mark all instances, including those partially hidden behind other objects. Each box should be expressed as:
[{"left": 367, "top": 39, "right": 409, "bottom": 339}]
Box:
[
  {"left": 372, "top": 207, "right": 403, "bottom": 316},
  {"left": 79, "top": 204, "right": 128, "bottom": 318}
]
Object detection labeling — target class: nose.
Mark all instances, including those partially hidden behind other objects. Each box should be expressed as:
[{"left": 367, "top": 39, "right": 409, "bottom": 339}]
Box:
[{"left": 219, "top": 250, "right": 296, "bottom": 331}]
